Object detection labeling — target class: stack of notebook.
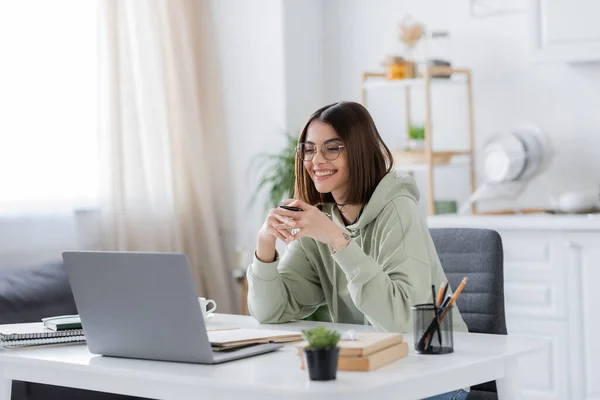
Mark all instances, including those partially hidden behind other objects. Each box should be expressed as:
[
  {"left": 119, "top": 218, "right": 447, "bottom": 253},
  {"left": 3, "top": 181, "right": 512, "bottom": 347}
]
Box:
[
  {"left": 0, "top": 322, "right": 85, "bottom": 348},
  {"left": 296, "top": 332, "right": 408, "bottom": 371},
  {"left": 207, "top": 328, "right": 303, "bottom": 351}
]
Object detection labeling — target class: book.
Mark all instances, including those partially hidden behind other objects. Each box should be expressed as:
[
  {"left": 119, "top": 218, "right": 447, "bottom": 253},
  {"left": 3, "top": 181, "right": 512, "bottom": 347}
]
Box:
[
  {"left": 2, "top": 335, "right": 86, "bottom": 349},
  {"left": 42, "top": 315, "right": 82, "bottom": 331},
  {"left": 207, "top": 328, "right": 302, "bottom": 349},
  {"left": 0, "top": 322, "right": 84, "bottom": 343},
  {"left": 299, "top": 342, "right": 409, "bottom": 371},
  {"left": 295, "top": 331, "right": 404, "bottom": 357},
  {"left": 0, "top": 322, "right": 85, "bottom": 349}
]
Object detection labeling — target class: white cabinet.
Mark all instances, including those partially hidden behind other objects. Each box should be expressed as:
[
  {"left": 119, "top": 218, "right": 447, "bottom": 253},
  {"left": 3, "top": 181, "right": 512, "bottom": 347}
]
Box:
[
  {"left": 499, "top": 230, "right": 600, "bottom": 400},
  {"left": 427, "top": 215, "right": 600, "bottom": 399},
  {"left": 530, "top": 0, "right": 600, "bottom": 63},
  {"left": 500, "top": 230, "right": 570, "bottom": 400},
  {"left": 482, "top": 230, "right": 600, "bottom": 399},
  {"left": 564, "top": 235, "right": 600, "bottom": 400}
]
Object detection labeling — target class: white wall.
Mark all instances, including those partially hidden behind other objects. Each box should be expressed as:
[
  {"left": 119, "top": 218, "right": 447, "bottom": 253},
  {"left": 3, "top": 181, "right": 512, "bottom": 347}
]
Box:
[
  {"left": 322, "top": 0, "right": 600, "bottom": 212},
  {"left": 210, "top": 0, "right": 288, "bottom": 265},
  {"left": 283, "top": 0, "right": 325, "bottom": 133},
  {"left": 212, "top": 0, "right": 328, "bottom": 263}
]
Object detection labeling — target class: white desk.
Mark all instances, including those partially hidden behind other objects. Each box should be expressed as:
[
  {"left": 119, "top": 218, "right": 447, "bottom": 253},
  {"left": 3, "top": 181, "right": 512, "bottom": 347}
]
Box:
[{"left": 0, "top": 314, "right": 545, "bottom": 400}]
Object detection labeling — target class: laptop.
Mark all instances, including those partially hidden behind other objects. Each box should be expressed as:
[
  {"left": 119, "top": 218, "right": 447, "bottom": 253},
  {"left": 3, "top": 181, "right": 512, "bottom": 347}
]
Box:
[{"left": 62, "top": 250, "right": 282, "bottom": 364}]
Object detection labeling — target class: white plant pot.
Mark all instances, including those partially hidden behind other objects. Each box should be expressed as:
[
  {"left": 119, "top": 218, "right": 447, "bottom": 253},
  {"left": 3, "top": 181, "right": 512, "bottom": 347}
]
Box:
[{"left": 407, "top": 139, "right": 425, "bottom": 150}]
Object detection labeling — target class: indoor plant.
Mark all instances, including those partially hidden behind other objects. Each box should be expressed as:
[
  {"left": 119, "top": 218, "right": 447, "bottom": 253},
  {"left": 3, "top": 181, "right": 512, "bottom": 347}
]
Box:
[
  {"left": 407, "top": 124, "right": 425, "bottom": 150},
  {"left": 248, "top": 132, "right": 297, "bottom": 214},
  {"left": 301, "top": 326, "right": 341, "bottom": 381}
]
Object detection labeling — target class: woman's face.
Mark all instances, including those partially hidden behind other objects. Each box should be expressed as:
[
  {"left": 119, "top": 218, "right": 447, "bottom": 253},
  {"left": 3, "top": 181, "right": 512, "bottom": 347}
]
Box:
[{"left": 302, "top": 120, "right": 349, "bottom": 201}]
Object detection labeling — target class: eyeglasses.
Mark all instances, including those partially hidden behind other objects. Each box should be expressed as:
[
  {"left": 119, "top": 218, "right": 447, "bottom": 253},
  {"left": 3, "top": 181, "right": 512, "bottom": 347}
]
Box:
[{"left": 296, "top": 142, "right": 345, "bottom": 161}]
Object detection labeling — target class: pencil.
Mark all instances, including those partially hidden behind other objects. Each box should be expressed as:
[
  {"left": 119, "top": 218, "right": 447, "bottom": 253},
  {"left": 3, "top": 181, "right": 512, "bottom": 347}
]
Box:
[
  {"left": 440, "top": 281, "right": 449, "bottom": 308},
  {"left": 436, "top": 281, "right": 447, "bottom": 306},
  {"left": 440, "top": 276, "right": 469, "bottom": 322},
  {"left": 447, "top": 277, "right": 469, "bottom": 308}
]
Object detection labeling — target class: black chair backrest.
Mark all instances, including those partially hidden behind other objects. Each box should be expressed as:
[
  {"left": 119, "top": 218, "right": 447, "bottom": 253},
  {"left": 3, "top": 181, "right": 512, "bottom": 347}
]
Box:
[{"left": 430, "top": 228, "right": 507, "bottom": 399}]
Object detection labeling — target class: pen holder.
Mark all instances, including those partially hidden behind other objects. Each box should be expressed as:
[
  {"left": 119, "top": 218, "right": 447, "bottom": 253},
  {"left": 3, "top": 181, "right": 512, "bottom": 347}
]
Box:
[{"left": 412, "top": 304, "right": 454, "bottom": 354}]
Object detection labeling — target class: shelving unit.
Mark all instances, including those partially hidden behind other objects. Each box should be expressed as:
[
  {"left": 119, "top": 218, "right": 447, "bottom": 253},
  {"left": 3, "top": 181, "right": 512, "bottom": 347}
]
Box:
[{"left": 360, "top": 66, "right": 476, "bottom": 215}]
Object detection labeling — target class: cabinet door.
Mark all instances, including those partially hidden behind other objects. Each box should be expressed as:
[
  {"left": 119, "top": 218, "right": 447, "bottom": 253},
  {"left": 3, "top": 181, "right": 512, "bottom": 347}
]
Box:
[
  {"left": 506, "top": 318, "right": 570, "bottom": 400},
  {"left": 501, "top": 230, "right": 570, "bottom": 399},
  {"left": 564, "top": 234, "right": 600, "bottom": 400},
  {"left": 531, "top": 0, "right": 600, "bottom": 62}
]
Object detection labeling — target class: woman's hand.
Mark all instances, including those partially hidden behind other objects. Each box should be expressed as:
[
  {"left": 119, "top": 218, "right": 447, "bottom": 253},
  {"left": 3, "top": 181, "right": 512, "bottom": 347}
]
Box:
[
  {"left": 277, "top": 199, "right": 351, "bottom": 251},
  {"left": 257, "top": 207, "right": 298, "bottom": 245},
  {"left": 255, "top": 206, "right": 299, "bottom": 262}
]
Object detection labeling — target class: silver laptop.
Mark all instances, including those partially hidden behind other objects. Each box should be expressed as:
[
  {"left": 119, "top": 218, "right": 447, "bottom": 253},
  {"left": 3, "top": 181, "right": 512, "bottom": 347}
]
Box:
[{"left": 62, "top": 250, "right": 282, "bottom": 364}]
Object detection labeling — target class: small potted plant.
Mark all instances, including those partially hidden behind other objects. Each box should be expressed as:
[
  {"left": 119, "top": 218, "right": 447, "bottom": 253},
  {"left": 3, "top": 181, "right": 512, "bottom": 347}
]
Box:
[
  {"left": 408, "top": 124, "right": 425, "bottom": 150},
  {"left": 301, "top": 326, "right": 341, "bottom": 381}
]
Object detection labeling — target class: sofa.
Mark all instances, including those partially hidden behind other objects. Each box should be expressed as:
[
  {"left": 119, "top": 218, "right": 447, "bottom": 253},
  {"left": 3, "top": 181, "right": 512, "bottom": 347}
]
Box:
[{"left": 0, "top": 261, "right": 147, "bottom": 400}]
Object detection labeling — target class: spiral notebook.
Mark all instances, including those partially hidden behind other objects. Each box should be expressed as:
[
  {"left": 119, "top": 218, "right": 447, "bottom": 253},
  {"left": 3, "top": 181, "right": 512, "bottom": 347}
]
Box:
[{"left": 0, "top": 322, "right": 85, "bottom": 348}]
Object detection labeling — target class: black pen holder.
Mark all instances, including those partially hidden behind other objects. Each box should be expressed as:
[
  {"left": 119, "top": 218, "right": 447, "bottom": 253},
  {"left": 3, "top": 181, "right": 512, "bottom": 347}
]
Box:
[{"left": 412, "top": 304, "right": 454, "bottom": 354}]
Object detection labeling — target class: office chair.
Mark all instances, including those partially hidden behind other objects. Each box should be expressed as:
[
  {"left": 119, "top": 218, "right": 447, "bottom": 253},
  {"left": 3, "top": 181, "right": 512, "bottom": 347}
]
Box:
[{"left": 430, "top": 228, "right": 506, "bottom": 400}]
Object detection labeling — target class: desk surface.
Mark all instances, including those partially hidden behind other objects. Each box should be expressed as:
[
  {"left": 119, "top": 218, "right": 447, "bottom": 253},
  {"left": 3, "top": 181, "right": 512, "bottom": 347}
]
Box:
[{"left": 0, "top": 314, "right": 545, "bottom": 400}]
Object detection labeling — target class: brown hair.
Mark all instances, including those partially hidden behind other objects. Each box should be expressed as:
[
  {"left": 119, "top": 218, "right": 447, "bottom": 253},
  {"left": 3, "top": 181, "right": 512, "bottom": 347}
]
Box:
[{"left": 294, "top": 101, "right": 394, "bottom": 205}]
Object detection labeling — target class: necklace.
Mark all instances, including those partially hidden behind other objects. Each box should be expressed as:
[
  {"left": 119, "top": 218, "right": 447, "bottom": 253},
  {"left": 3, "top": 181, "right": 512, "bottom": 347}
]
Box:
[
  {"left": 336, "top": 203, "right": 347, "bottom": 213},
  {"left": 339, "top": 205, "right": 364, "bottom": 226}
]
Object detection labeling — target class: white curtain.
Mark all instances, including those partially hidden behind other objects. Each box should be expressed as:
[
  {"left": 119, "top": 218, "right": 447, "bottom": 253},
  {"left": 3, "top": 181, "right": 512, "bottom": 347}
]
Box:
[{"left": 97, "top": 0, "right": 236, "bottom": 312}]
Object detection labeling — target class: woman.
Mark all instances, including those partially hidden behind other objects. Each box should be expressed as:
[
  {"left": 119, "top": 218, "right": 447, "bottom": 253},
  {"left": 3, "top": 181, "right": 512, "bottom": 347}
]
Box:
[{"left": 247, "top": 101, "right": 468, "bottom": 398}]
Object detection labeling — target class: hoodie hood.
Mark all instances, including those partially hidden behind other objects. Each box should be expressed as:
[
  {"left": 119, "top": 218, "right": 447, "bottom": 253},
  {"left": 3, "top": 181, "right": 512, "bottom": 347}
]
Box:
[
  {"left": 356, "top": 170, "right": 420, "bottom": 227},
  {"left": 328, "top": 170, "right": 420, "bottom": 231}
]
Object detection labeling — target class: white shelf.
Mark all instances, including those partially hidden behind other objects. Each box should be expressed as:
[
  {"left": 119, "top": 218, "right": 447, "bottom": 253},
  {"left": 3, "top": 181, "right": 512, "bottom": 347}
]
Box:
[
  {"left": 394, "top": 154, "right": 471, "bottom": 172},
  {"left": 362, "top": 77, "right": 466, "bottom": 90}
]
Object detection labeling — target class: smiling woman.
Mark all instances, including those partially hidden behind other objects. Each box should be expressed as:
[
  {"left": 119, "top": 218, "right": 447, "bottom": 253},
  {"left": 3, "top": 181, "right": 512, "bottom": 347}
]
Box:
[{"left": 246, "top": 101, "right": 468, "bottom": 337}]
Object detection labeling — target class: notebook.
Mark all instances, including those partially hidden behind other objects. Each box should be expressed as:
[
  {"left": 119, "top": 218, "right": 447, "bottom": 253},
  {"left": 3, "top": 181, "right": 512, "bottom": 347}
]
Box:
[
  {"left": 299, "top": 341, "right": 409, "bottom": 371},
  {"left": 208, "top": 328, "right": 302, "bottom": 350},
  {"left": 296, "top": 332, "right": 407, "bottom": 372},
  {"left": 295, "top": 331, "right": 404, "bottom": 357},
  {"left": 0, "top": 322, "right": 85, "bottom": 348},
  {"left": 41, "top": 315, "right": 82, "bottom": 331}
]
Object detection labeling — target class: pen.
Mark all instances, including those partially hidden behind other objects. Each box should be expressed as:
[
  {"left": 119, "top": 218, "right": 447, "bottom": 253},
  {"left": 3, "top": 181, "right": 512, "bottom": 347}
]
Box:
[{"left": 430, "top": 284, "right": 442, "bottom": 351}]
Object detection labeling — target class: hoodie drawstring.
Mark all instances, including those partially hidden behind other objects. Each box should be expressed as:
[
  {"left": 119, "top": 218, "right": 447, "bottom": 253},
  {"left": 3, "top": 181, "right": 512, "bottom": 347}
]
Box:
[{"left": 332, "top": 262, "right": 338, "bottom": 323}]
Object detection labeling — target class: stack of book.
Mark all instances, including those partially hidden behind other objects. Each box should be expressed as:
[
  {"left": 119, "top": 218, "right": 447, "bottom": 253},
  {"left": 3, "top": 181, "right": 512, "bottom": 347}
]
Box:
[
  {"left": 0, "top": 322, "right": 85, "bottom": 349},
  {"left": 296, "top": 332, "right": 408, "bottom": 371},
  {"left": 207, "top": 328, "right": 302, "bottom": 351}
]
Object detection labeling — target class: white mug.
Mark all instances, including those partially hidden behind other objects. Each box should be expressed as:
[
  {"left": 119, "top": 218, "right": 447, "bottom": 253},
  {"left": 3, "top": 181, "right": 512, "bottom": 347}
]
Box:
[{"left": 198, "top": 297, "right": 217, "bottom": 317}]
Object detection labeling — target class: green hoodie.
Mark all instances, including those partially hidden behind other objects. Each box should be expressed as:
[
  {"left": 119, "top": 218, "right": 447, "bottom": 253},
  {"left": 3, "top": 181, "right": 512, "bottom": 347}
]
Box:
[{"left": 247, "top": 170, "right": 468, "bottom": 333}]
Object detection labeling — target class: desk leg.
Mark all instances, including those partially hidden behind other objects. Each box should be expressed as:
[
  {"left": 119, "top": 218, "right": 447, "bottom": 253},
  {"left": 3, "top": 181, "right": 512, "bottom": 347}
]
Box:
[
  {"left": 497, "top": 358, "right": 520, "bottom": 400},
  {"left": 0, "top": 377, "right": 11, "bottom": 400}
]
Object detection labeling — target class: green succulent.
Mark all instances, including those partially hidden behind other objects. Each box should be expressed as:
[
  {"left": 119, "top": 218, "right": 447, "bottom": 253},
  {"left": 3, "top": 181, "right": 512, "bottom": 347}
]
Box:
[
  {"left": 248, "top": 132, "right": 298, "bottom": 214},
  {"left": 302, "top": 326, "right": 341, "bottom": 350}
]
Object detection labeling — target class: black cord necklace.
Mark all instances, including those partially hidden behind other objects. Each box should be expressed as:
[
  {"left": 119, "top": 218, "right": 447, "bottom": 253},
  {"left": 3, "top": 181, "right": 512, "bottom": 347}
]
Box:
[
  {"left": 337, "top": 203, "right": 364, "bottom": 226},
  {"left": 336, "top": 203, "right": 347, "bottom": 213}
]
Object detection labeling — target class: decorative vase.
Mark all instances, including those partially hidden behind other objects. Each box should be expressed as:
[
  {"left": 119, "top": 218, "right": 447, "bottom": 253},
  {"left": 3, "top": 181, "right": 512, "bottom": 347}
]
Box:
[{"left": 304, "top": 348, "right": 340, "bottom": 381}]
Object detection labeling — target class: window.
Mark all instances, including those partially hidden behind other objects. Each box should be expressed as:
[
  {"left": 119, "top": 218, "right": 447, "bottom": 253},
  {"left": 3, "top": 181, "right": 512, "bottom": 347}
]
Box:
[{"left": 0, "top": 1, "right": 98, "bottom": 214}]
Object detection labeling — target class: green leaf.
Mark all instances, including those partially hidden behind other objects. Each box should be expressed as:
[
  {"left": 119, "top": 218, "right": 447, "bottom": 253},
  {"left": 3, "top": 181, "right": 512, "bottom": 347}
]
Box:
[
  {"left": 301, "top": 326, "right": 341, "bottom": 350},
  {"left": 247, "top": 132, "right": 298, "bottom": 214}
]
